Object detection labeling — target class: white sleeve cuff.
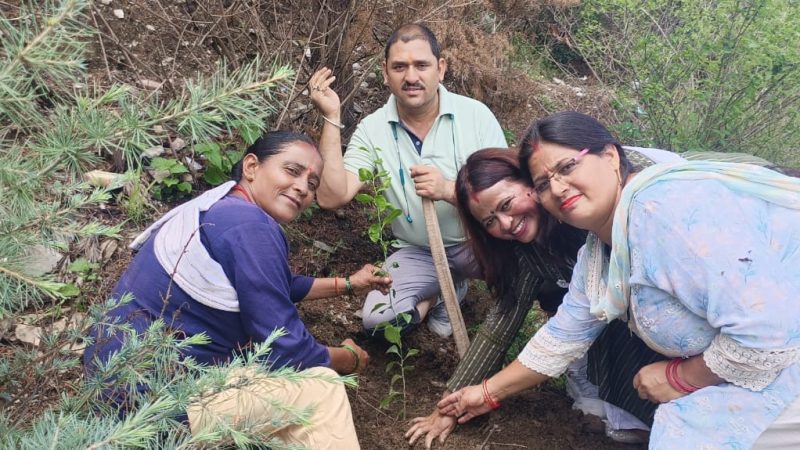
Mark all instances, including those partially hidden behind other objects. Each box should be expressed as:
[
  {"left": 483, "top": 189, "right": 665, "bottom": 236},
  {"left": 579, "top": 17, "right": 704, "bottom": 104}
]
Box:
[
  {"left": 703, "top": 333, "right": 800, "bottom": 391},
  {"left": 517, "top": 326, "right": 592, "bottom": 378}
]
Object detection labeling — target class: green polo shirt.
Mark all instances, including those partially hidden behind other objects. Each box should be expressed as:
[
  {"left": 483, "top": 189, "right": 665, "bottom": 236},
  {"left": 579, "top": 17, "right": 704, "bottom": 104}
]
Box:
[{"left": 344, "top": 85, "right": 507, "bottom": 248}]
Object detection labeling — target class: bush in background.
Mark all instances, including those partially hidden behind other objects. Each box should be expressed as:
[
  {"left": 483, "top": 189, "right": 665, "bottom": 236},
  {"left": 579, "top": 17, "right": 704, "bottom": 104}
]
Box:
[{"left": 552, "top": 0, "right": 800, "bottom": 166}]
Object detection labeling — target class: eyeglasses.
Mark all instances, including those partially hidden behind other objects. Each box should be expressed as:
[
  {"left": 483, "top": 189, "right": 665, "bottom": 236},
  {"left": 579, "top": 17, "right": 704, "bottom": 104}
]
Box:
[{"left": 533, "top": 148, "right": 590, "bottom": 195}]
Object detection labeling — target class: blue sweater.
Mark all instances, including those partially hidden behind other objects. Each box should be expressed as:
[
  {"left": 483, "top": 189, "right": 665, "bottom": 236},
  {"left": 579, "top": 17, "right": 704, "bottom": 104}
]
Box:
[{"left": 84, "top": 195, "right": 328, "bottom": 372}]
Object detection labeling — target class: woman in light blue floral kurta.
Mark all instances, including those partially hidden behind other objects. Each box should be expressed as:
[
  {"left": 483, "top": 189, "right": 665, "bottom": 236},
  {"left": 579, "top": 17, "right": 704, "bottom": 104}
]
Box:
[{"left": 438, "top": 112, "right": 800, "bottom": 449}]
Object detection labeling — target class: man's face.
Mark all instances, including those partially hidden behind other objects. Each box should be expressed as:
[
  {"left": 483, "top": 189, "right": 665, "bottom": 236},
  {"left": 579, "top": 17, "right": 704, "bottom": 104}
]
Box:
[{"left": 382, "top": 39, "right": 446, "bottom": 114}]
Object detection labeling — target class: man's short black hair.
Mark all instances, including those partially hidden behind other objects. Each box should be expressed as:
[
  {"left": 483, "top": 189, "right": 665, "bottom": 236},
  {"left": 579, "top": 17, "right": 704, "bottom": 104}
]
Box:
[{"left": 384, "top": 23, "right": 441, "bottom": 60}]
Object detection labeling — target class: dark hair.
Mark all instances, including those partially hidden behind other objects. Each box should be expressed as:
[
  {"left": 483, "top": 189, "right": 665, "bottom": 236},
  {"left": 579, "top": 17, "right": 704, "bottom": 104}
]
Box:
[
  {"left": 384, "top": 23, "right": 441, "bottom": 60},
  {"left": 517, "top": 112, "right": 632, "bottom": 240},
  {"left": 455, "top": 148, "right": 566, "bottom": 312},
  {"left": 518, "top": 111, "right": 634, "bottom": 183},
  {"left": 231, "top": 131, "right": 317, "bottom": 182}
]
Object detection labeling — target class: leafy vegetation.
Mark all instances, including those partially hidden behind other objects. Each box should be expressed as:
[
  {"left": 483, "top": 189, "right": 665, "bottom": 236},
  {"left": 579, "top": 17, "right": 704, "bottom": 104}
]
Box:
[{"left": 552, "top": 0, "right": 800, "bottom": 166}]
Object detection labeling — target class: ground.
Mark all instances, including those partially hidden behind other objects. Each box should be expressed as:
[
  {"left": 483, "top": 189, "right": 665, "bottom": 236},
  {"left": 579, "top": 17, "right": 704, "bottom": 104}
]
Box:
[{"left": 2, "top": 0, "right": 643, "bottom": 448}]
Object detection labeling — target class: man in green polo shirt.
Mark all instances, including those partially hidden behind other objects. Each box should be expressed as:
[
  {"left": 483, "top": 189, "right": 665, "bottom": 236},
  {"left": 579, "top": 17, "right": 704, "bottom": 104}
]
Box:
[{"left": 310, "top": 23, "right": 508, "bottom": 337}]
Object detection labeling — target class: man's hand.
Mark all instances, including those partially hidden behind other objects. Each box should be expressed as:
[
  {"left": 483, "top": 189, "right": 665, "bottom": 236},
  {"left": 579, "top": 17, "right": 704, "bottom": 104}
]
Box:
[
  {"left": 309, "top": 67, "right": 341, "bottom": 120},
  {"left": 409, "top": 165, "right": 455, "bottom": 203},
  {"left": 348, "top": 264, "right": 392, "bottom": 295},
  {"left": 633, "top": 360, "right": 684, "bottom": 403},
  {"left": 405, "top": 405, "right": 457, "bottom": 448}
]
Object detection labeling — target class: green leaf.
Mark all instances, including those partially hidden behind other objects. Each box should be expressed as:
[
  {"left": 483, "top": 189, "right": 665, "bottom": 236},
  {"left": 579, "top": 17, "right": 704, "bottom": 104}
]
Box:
[
  {"left": 236, "top": 121, "right": 262, "bottom": 145},
  {"left": 55, "top": 283, "right": 80, "bottom": 298},
  {"left": 151, "top": 157, "right": 177, "bottom": 171},
  {"left": 169, "top": 163, "right": 189, "bottom": 175},
  {"left": 68, "top": 258, "right": 92, "bottom": 274},
  {"left": 390, "top": 373, "right": 403, "bottom": 387},
  {"left": 370, "top": 302, "right": 387, "bottom": 313},
  {"left": 203, "top": 165, "right": 227, "bottom": 186},
  {"left": 367, "top": 223, "right": 381, "bottom": 243},
  {"left": 177, "top": 181, "right": 192, "bottom": 193},
  {"left": 354, "top": 193, "right": 372, "bottom": 204},
  {"left": 383, "top": 325, "right": 401, "bottom": 344},
  {"left": 406, "top": 348, "right": 419, "bottom": 358},
  {"left": 358, "top": 168, "right": 373, "bottom": 182},
  {"left": 162, "top": 177, "right": 179, "bottom": 187},
  {"left": 386, "top": 344, "right": 400, "bottom": 356},
  {"left": 375, "top": 195, "right": 388, "bottom": 209},
  {"left": 397, "top": 312, "right": 412, "bottom": 325},
  {"left": 385, "top": 361, "right": 399, "bottom": 373},
  {"left": 386, "top": 209, "right": 402, "bottom": 222}
]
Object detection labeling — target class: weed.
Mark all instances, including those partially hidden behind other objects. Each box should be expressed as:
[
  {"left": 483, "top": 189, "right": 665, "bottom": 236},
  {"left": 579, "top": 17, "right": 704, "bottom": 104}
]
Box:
[
  {"left": 150, "top": 157, "right": 192, "bottom": 200},
  {"left": 194, "top": 141, "right": 240, "bottom": 186},
  {"left": 68, "top": 258, "right": 99, "bottom": 283}
]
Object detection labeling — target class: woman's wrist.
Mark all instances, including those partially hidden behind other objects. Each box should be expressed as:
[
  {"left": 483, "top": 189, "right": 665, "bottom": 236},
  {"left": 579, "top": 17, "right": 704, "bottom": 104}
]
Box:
[
  {"left": 482, "top": 379, "right": 501, "bottom": 410},
  {"left": 341, "top": 344, "right": 360, "bottom": 373}
]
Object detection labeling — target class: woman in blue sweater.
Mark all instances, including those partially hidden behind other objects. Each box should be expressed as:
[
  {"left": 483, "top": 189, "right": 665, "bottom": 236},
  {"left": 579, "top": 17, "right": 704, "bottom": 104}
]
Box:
[{"left": 84, "top": 131, "right": 390, "bottom": 449}]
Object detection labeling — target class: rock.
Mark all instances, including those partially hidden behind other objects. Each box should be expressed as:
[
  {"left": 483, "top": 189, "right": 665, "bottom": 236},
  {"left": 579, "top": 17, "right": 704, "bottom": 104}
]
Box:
[
  {"left": 183, "top": 156, "right": 202, "bottom": 172},
  {"left": 138, "top": 79, "right": 162, "bottom": 90},
  {"left": 145, "top": 24, "right": 156, "bottom": 32},
  {"left": 142, "top": 145, "right": 165, "bottom": 158},
  {"left": 171, "top": 137, "right": 187, "bottom": 151},
  {"left": 84, "top": 170, "right": 123, "bottom": 188},
  {"left": 153, "top": 125, "right": 165, "bottom": 134},
  {"left": 148, "top": 168, "right": 170, "bottom": 183},
  {"left": 312, "top": 240, "right": 335, "bottom": 253},
  {"left": 366, "top": 72, "right": 377, "bottom": 80},
  {"left": 352, "top": 102, "right": 363, "bottom": 114},
  {"left": 15, "top": 324, "right": 42, "bottom": 346},
  {"left": 100, "top": 0, "right": 111, "bottom": 4},
  {"left": 52, "top": 312, "right": 86, "bottom": 334},
  {"left": 552, "top": 77, "right": 565, "bottom": 85},
  {"left": 334, "top": 209, "right": 347, "bottom": 219},
  {"left": 22, "top": 245, "right": 62, "bottom": 277},
  {"left": 100, "top": 240, "right": 118, "bottom": 262},
  {"left": 352, "top": 62, "right": 362, "bottom": 71},
  {"left": 112, "top": 9, "right": 124, "bottom": 18}
]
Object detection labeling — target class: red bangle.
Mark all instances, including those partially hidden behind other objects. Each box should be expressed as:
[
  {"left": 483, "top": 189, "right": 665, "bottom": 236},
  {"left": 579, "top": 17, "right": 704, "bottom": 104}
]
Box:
[
  {"left": 334, "top": 277, "right": 341, "bottom": 296},
  {"left": 482, "top": 379, "right": 501, "bottom": 410},
  {"left": 665, "top": 358, "right": 699, "bottom": 394}
]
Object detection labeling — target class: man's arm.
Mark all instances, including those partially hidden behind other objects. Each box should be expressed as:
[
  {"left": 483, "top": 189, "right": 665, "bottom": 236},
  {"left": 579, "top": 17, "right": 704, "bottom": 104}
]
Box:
[{"left": 309, "top": 67, "right": 363, "bottom": 209}]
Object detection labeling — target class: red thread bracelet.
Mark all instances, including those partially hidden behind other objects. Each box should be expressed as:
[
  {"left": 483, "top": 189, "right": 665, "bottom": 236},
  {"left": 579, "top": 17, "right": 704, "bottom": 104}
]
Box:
[
  {"left": 334, "top": 277, "right": 341, "bottom": 296},
  {"left": 482, "top": 379, "right": 501, "bottom": 410}
]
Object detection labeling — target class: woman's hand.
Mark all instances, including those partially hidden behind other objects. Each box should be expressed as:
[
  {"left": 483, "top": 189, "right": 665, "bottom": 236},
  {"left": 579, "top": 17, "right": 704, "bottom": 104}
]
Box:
[
  {"left": 348, "top": 264, "right": 392, "bottom": 295},
  {"left": 437, "top": 385, "right": 491, "bottom": 424},
  {"left": 405, "top": 404, "right": 458, "bottom": 448},
  {"left": 633, "top": 360, "right": 684, "bottom": 403},
  {"left": 309, "top": 67, "right": 341, "bottom": 120},
  {"left": 335, "top": 338, "right": 369, "bottom": 374}
]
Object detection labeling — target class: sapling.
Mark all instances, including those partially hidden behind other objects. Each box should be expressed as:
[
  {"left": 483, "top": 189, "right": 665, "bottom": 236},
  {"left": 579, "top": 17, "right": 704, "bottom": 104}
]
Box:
[{"left": 353, "top": 147, "right": 417, "bottom": 418}]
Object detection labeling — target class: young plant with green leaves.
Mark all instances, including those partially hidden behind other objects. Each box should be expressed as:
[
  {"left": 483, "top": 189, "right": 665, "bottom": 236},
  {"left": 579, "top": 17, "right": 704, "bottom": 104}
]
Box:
[{"left": 353, "top": 147, "right": 417, "bottom": 418}]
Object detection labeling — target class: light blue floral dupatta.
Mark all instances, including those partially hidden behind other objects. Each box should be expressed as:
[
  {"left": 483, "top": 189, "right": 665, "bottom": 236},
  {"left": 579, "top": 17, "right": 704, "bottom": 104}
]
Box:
[{"left": 586, "top": 161, "right": 800, "bottom": 322}]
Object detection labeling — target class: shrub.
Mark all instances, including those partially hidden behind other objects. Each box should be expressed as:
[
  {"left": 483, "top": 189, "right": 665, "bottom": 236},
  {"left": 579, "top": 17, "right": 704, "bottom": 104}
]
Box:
[{"left": 552, "top": 0, "right": 800, "bottom": 166}]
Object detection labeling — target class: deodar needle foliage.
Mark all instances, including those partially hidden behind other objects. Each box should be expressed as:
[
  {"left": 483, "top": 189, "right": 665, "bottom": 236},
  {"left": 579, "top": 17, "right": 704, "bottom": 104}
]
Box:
[
  {"left": 0, "top": 1, "right": 331, "bottom": 448},
  {"left": 0, "top": 0, "right": 292, "bottom": 316}
]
